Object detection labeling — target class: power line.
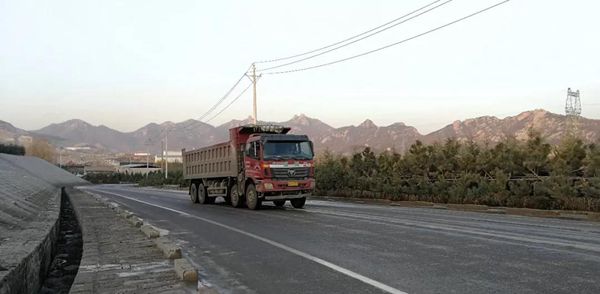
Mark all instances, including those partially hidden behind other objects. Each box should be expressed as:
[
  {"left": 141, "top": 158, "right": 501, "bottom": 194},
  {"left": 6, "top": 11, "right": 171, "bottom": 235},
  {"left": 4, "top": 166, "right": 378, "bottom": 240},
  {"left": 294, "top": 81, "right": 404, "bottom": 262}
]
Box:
[
  {"left": 257, "top": 0, "right": 454, "bottom": 72},
  {"left": 205, "top": 80, "right": 255, "bottom": 123},
  {"left": 262, "top": 0, "right": 510, "bottom": 75},
  {"left": 255, "top": 0, "right": 445, "bottom": 64},
  {"left": 196, "top": 67, "right": 250, "bottom": 122}
]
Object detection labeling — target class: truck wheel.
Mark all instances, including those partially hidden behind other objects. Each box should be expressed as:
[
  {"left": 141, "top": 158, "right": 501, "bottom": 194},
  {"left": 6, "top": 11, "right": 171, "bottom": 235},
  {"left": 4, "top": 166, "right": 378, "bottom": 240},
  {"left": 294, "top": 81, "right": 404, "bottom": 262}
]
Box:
[
  {"left": 190, "top": 183, "right": 199, "bottom": 203},
  {"left": 245, "top": 184, "right": 261, "bottom": 210},
  {"left": 273, "top": 200, "right": 286, "bottom": 207},
  {"left": 230, "top": 184, "right": 243, "bottom": 208},
  {"left": 198, "top": 183, "right": 208, "bottom": 204},
  {"left": 290, "top": 197, "right": 306, "bottom": 209}
]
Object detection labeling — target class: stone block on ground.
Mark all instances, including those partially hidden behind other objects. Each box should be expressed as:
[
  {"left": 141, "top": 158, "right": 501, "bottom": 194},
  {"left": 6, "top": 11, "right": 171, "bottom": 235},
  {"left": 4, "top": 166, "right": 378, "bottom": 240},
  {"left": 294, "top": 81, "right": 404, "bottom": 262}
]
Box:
[
  {"left": 141, "top": 224, "right": 161, "bottom": 238},
  {"left": 128, "top": 216, "right": 143, "bottom": 228},
  {"left": 174, "top": 258, "right": 198, "bottom": 283},
  {"left": 154, "top": 237, "right": 182, "bottom": 259}
]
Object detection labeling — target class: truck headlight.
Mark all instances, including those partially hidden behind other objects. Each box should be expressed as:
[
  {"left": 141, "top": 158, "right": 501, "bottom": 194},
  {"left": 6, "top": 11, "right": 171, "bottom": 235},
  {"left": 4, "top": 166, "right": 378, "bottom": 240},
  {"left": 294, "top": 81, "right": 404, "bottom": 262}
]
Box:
[{"left": 264, "top": 183, "right": 274, "bottom": 190}]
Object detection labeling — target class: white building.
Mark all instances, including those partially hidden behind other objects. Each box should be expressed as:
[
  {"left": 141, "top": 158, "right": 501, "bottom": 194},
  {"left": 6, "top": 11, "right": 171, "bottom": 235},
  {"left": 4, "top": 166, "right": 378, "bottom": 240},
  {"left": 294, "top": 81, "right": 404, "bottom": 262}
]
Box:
[{"left": 155, "top": 150, "right": 182, "bottom": 163}]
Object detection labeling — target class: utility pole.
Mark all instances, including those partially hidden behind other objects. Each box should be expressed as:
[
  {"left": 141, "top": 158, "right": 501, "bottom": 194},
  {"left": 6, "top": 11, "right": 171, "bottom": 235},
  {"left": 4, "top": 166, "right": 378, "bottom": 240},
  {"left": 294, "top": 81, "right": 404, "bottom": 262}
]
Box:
[
  {"left": 161, "top": 139, "right": 165, "bottom": 174},
  {"left": 252, "top": 63, "right": 258, "bottom": 124},
  {"left": 165, "top": 131, "right": 169, "bottom": 179},
  {"left": 145, "top": 138, "right": 152, "bottom": 180}
]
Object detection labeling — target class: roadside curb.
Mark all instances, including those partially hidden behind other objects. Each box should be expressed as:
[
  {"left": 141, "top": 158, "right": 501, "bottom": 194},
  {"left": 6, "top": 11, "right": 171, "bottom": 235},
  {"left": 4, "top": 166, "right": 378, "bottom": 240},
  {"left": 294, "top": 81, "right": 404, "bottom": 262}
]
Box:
[
  {"left": 314, "top": 195, "right": 600, "bottom": 222},
  {"left": 174, "top": 258, "right": 198, "bottom": 283},
  {"left": 141, "top": 224, "right": 161, "bottom": 239},
  {"left": 154, "top": 237, "right": 182, "bottom": 259},
  {"left": 81, "top": 189, "right": 200, "bottom": 286}
]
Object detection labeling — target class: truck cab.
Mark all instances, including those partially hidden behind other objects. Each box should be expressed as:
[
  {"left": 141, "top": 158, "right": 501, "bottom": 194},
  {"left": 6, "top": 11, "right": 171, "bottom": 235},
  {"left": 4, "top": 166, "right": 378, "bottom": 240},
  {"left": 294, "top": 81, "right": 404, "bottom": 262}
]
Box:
[{"left": 243, "top": 133, "right": 315, "bottom": 208}]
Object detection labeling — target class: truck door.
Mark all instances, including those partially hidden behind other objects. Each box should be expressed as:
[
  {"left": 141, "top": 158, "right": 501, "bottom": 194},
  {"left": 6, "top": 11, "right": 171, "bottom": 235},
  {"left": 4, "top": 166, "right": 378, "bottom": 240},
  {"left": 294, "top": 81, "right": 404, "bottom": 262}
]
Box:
[{"left": 244, "top": 141, "right": 262, "bottom": 179}]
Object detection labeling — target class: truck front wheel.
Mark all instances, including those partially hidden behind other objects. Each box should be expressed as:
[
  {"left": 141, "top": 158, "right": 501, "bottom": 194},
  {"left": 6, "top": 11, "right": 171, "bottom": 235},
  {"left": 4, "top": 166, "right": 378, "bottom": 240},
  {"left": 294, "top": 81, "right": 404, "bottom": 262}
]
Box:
[
  {"left": 290, "top": 197, "right": 306, "bottom": 209},
  {"left": 190, "top": 184, "right": 199, "bottom": 203},
  {"left": 198, "top": 183, "right": 208, "bottom": 204},
  {"left": 245, "top": 184, "right": 261, "bottom": 210},
  {"left": 230, "top": 184, "right": 243, "bottom": 208}
]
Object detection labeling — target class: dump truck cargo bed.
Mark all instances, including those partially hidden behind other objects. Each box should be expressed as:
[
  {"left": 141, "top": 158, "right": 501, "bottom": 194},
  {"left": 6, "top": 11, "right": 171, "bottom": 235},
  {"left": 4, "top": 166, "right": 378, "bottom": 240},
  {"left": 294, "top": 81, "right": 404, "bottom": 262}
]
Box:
[{"left": 182, "top": 141, "right": 238, "bottom": 179}]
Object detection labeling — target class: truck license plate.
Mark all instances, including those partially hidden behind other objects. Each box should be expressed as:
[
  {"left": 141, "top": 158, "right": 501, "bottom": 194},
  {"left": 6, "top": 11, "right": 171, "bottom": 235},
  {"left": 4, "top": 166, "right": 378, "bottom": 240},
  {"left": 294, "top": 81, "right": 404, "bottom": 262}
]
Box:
[{"left": 287, "top": 181, "right": 299, "bottom": 187}]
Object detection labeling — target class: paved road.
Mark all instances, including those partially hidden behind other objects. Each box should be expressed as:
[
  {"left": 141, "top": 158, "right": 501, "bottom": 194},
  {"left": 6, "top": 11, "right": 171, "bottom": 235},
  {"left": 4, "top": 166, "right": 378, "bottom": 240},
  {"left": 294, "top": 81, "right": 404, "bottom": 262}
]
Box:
[{"left": 80, "top": 184, "right": 600, "bottom": 294}]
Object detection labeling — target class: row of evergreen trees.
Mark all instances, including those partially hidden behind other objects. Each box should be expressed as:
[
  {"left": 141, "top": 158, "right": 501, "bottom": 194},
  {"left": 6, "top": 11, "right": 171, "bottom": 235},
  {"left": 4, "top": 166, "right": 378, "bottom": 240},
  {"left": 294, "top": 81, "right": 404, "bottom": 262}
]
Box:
[
  {"left": 315, "top": 131, "right": 600, "bottom": 212},
  {"left": 83, "top": 170, "right": 186, "bottom": 187},
  {"left": 0, "top": 143, "right": 26, "bottom": 155}
]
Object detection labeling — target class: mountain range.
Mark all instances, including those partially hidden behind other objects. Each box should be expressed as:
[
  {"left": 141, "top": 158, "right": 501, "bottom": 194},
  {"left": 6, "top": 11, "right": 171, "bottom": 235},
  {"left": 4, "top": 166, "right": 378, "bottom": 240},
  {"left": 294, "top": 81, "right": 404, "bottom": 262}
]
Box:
[{"left": 1, "top": 109, "right": 599, "bottom": 155}]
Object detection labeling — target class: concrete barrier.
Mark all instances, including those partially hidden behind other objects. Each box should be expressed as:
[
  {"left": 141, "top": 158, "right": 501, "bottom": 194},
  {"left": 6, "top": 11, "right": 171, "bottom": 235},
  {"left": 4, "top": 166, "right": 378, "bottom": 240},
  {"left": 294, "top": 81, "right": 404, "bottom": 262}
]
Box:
[
  {"left": 154, "top": 237, "right": 182, "bottom": 259},
  {"left": 174, "top": 258, "right": 198, "bottom": 283},
  {"left": 127, "top": 216, "right": 143, "bottom": 228},
  {"left": 141, "top": 224, "right": 161, "bottom": 239}
]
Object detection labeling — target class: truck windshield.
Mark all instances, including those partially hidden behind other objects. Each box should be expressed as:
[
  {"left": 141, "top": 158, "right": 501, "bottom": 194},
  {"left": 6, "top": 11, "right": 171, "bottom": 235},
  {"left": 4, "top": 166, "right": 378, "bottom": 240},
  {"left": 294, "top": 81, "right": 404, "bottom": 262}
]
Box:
[{"left": 263, "top": 141, "right": 313, "bottom": 160}]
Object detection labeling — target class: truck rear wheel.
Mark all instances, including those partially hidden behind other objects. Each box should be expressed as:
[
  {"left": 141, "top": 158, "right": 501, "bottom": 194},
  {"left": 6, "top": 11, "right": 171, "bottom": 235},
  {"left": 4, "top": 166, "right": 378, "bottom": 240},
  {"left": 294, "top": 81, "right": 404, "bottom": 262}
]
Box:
[
  {"left": 290, "top": 197, "right": 306, "bottom": 209},
  {"left": 230, "top": 184, "right": 243, "bottom": 208},
  {"left": 273, "top": 200, "right": 286, "bottom": 207},
  {"left": 245, "top": 184, "right": 261, "bottom": 210},
  {"left": 190, "top": 183, "right": 199, "bottom": 203},
  {"left": 198, "top": 183, "right": 208, "bottom": 204}
]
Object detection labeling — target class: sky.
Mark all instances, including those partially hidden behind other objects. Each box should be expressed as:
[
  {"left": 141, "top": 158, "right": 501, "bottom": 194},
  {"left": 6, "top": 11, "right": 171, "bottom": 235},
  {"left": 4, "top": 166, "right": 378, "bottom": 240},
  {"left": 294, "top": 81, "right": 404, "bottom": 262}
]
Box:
[{"left": 1, "top": 0, "right": 599, "bottom": 134}]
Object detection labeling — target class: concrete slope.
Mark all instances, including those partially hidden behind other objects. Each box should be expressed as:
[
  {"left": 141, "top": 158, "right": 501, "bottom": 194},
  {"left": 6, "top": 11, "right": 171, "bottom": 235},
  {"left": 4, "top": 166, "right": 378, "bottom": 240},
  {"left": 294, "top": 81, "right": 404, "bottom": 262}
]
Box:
[{"left": 0, "top": 154, "right": 86, "bottom": 294}]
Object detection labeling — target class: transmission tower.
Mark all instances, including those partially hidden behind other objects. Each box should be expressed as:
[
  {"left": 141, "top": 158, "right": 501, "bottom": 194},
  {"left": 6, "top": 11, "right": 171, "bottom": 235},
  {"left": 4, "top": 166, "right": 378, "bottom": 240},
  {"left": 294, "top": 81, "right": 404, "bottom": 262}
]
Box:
[
  {"left": 565, "top": 88, "right": 582, "bottom": 136},
  {"left": 565, "top": 88, "right": 581, "bottom": 116}
]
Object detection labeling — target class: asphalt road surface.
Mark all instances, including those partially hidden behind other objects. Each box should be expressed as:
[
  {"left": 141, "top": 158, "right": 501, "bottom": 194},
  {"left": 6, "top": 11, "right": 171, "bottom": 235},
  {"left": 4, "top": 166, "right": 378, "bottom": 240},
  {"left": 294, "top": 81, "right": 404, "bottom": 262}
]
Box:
[{"left": 80, "top": 184, "right": 600, "bottom": 294}]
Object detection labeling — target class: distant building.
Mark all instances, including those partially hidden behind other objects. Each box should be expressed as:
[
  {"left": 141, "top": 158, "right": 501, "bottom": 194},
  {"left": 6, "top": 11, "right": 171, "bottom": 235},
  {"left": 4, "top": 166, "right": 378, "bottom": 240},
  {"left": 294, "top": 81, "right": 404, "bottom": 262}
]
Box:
[
  {"left": 84, "top": 165, "right": 116, "bottom": 175},
  {"left": 65, "top": 146, "right": 91, "bottom": 151},
  {"left": 155, "top": 150, "right": 182, "bottom": 163},
  {"left": 118, "top": 163, "right": 162, "bottom": 175}
]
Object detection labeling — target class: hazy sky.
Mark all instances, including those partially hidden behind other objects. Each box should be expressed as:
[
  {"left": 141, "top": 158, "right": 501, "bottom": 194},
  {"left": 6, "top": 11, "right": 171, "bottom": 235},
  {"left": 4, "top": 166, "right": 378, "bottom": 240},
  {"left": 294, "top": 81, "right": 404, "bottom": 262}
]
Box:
[{"left": 1, "top": 0, "right": 599, "bottom": 134}]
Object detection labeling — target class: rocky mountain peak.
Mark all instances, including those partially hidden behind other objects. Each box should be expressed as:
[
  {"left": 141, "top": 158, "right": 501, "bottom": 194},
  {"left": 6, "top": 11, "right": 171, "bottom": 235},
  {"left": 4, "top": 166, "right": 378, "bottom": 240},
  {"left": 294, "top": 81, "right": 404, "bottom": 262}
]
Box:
[
  {"left": 290, "top": 114, "right": 311, "bottom": 126},
  {"left": 358, "top": 119, "right": 377, "bottom": 129},
  {"left": 62, "top": 119, "right": 92, "bottom": 129}
]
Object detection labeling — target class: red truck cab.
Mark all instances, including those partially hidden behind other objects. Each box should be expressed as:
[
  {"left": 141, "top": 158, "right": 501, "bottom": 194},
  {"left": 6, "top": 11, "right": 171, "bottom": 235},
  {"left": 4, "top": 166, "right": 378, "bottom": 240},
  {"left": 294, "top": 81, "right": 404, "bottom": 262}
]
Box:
[{"left": 243, "top": 133, "right": 315, "bottom": 207}]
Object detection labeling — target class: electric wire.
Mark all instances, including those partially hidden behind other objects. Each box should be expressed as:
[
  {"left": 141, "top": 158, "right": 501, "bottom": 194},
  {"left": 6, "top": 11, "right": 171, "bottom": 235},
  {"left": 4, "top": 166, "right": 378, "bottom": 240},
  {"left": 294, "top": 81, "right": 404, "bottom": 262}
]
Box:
[
  {"left": 205, "top": 81, "right": 255, "bottom": 123},
  {"left": 262, "top": 0, "right": 510, "bottom": 75},
  {"left": 254, "top": 0, "right": 445, "bottom": 64},
  {"left": 257, "top": 0, "right": 454, "bottom": 72},
  {"left": 196, "top": 68, "right": 250, "bottom": 122}
]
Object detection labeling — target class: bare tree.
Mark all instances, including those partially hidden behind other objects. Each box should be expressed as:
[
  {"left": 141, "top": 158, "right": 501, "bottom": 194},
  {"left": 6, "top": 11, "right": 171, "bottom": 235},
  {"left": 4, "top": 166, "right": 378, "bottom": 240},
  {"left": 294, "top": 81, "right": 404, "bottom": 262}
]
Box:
[{"left": 26, "top": 138, "right": 55, "bottom": 162}]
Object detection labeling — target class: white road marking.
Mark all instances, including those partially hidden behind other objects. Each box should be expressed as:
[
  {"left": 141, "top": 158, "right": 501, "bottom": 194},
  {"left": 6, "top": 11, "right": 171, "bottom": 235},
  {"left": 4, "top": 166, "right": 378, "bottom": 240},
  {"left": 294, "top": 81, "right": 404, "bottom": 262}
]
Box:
[{"left": 88, "top": 188, "right": 408, "bottom": 294}]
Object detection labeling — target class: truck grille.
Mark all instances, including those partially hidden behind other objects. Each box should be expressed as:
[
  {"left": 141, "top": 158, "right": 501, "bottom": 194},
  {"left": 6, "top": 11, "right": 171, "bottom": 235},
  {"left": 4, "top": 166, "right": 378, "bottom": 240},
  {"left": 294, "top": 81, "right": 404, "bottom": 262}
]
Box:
[{"left": 271, "top": 167, "right": 310, "bottom": 179}]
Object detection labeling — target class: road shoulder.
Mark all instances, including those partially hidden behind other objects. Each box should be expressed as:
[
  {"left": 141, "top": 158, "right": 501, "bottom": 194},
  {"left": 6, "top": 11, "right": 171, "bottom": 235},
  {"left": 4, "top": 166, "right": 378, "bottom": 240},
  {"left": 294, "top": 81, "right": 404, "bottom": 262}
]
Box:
[{"left": 67, "top": 187, "right": 194, "bottom": 293}]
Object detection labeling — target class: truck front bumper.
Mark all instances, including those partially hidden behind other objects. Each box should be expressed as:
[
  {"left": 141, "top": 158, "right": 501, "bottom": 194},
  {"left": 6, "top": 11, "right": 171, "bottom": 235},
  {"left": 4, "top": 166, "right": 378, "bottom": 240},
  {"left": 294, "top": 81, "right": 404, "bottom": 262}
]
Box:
[
  {"left": 263, "top": 192, "right": 311, "bottom": 201},
  {"left": 256, "top": 179, "right": 314, "bottom": 200}
]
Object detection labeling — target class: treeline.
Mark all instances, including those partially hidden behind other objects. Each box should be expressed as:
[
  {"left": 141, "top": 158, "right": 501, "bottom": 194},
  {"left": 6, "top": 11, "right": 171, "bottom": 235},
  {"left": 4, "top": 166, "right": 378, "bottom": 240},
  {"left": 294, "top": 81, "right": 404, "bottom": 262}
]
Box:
[
  {"left": 83, "top": 170, "right": 186, "bottom": 187},
  {"left": 0, "top": 143, "right": 26, "bottom": 155},
  {"left": 315, "top": 131, "right": 600, "bottom": 212}
]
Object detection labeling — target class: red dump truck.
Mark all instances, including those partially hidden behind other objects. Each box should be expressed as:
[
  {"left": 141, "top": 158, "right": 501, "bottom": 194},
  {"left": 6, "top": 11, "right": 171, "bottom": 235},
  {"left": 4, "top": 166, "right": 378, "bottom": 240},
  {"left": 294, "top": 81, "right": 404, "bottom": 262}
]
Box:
[{"left": 182, "top": 125, "right": 315, "bottom": 210}]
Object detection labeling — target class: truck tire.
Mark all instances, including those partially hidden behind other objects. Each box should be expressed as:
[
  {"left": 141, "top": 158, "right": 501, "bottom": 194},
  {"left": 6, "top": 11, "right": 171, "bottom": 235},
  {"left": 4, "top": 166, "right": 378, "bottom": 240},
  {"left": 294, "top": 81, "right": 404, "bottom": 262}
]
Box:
[
  {"left": 198, "top": 183, "right": 208, "bottom": 204},
  {"left": 245, "top": 183, "right": 261, "bottom": 210},
  {"left": 290, "top": 197, "right": 306, "bottom": 209},
  {"left": 190, "top": 183, "right": 199, "bottom": 203},
  {"left": 273, "top": 200, "right": 286, "bottom": 207},
  {"left": 230, "top": 184, "right": 243, "bottom": 208}
]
